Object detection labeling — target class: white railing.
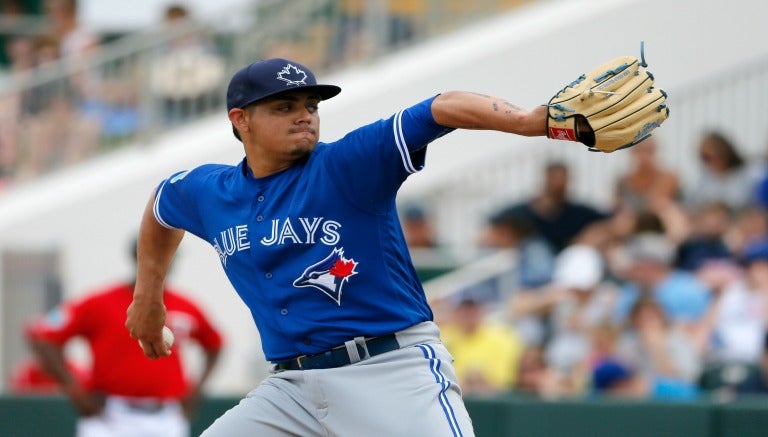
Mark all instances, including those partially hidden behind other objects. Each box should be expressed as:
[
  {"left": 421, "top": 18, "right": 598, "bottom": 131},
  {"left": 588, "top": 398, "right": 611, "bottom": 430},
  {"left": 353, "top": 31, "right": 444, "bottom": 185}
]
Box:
[{"left": 423, "top": 249, "right": 518, "bottom": 301}]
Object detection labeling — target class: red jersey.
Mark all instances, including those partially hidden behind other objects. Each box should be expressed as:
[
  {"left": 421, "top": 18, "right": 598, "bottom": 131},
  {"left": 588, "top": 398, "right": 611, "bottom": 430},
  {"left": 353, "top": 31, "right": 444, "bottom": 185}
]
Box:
[{"left": 26, "top": 283, "right": 223, "bottom": 399}]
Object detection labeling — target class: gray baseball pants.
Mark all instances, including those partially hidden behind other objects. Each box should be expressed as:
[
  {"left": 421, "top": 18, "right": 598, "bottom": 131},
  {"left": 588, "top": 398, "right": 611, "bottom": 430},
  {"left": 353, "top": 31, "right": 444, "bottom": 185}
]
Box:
[{"left": 200, "top": 321, "right": 474, "bottom": 437}]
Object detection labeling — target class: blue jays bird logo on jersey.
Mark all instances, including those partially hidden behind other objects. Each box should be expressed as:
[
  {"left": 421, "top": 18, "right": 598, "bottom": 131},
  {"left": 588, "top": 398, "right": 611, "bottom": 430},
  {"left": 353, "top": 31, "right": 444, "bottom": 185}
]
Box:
[
  {"left": 276, "top": 64, "right": 307, "bottom": 86},
  {"left": 293, "top": 247, "right": 358, "bottom": 305}
]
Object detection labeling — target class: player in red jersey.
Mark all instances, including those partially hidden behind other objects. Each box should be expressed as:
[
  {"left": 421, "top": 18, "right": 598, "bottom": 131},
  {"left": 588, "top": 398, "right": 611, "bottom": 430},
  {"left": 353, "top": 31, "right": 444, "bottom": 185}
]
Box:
[{"left": 26, "top": 239, "right": 223, "bottom": 437}]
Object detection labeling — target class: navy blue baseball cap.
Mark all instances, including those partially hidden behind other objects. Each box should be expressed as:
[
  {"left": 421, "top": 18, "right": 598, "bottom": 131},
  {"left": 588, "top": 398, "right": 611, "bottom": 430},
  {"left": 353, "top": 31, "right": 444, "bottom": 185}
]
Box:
[
  {"left": 592, "top": 359, "right": 634, "bottom": 391},
  {"left": 226, "top": 58, "right": 341, "bottom": 111},
  {"left": 741, "top": 239, "right": 768, "bottom": 265}
]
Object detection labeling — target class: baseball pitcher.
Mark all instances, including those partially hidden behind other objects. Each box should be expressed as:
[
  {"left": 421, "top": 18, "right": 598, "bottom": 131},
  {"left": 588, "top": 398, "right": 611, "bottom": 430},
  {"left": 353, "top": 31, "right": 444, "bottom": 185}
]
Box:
[{"left": 126, "top": 51, "right": 667, "bottom": 436}]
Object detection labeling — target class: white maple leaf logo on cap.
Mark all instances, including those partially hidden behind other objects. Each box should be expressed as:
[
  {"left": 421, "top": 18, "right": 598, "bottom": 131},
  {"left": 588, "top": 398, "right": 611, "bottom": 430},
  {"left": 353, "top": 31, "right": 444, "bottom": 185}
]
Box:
[{"left": 276, "top": 64, "right": 308, "bottom": 86}]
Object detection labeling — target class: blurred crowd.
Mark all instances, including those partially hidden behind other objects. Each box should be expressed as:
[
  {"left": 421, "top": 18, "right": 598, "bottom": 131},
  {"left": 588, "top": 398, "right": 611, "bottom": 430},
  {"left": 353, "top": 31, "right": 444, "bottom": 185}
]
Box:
[
  {"left": 0, "top": 0, "right": 533, "bottom": 191},
  {"left": 421, "top": 133, "right": 768, "bottom": 401},
  {"left": 1, "top": 0, "right": 100, "bottom": 186},
  {"left": 0, "top": 0, "right": 225, "bottom": 188}
]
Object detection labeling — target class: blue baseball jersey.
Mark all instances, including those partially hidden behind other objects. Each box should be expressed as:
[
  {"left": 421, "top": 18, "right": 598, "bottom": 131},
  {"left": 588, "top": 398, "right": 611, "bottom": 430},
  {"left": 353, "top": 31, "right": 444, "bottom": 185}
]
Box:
[{"left": 153, "top": 96, "right": 453, "bottom": 361}]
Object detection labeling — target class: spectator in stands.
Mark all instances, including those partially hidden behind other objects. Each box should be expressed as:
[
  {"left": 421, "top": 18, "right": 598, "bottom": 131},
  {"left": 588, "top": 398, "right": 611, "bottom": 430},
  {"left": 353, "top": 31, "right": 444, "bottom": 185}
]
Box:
[
  {"left": 518, "top": 243, "right": 605, "bottom": 335},
  {"left": 674, "top": 202, "right": 733, "bottom": 272},
  {"left": 80, "top": 75, "right": 142, "bottom": 142},
  {"left": 633, "top": 204, "right": 691, "bottom": 248},
  {"left": 630, "top": 210, "right": 669, "bottom": 238},
  {"left": 25, "top": 238, "right": 223, "bottom": 437},
  {"left": 511, "top": 244, "right": 613, "bottom": 387},
  {"left": 698, "top": 321, "right": 768, "bottom": 399},
  {"left": 0, "top": 35, "right": 37, "bottom": 186},
  {"left": 749, "top": 134, "right": 768, "bottom": 209},
  {"left": 401, "top": 204, "right": 438, "bottom": 249},
  {"left": 44, "top": 0, "right": 99, "bottom": 59},
  {"left": 328, "top": 0, "right": 366, "bottom": 66},
  {"left": 467, "top": 208, "right": 556, "bottom": 345},
  {"left": 547, "top": 245, "right": 611, "bottom": 351},
  {"left": 591, "top": 359, "right": 644, "bottom": 397},
  {"left": 685, "top": 131, "right": 760, "bottom": 211},
  {"left": 616, "top": 298, "right": 702, "bottom": 384},
  {"left": 612, "top": 137, "right": 690, "bottom": 243},
  {"left": 387, "top": 0, "right": 426, "bottom": 47},
  {"left": 149, "top": 3, "right": 225, "bottom": 124},
  {"left": 1, "top": 35, "right": 36, "bottom": 78},
  {"left": 47, "top": 0, "right": 139, "bottom": 147},
  {"left": 613, "top": 233, "right": 712, "bottom": 327},
  {"left": 614, "top": 137, "right": 680, "bottom": 213},
  {"left": 752, "top": 133, "right": 768, "bottom": 209},
  {"left": 515, "top": 343, "right": 591, "bottom": 400},
  {"left": 591, "top": 358, "right": 700, "bottom": 400},
  {"left": 22, "top": 89, "right": 99, "bottom": 176},
  {"left": 702, "top": 239, "right": 768, "bottom": 365},
  {"left": 480, "top": 207, "right": 556, "bottom": 290},
  {"left": 501, "top": 161, "right": 610, "bottom": 253},
  {"left": 62, "top": 2, "right": 141, "bottom": 143},
  {"left": 0, "top": 0, "right": 23, "bottom": 68},
  {"left": 602, "top": 212, "right": 669, "bottom": 303},
  {"left": 727, "top": 206, "right": 768, "bottom": 257},
  {"left": 18, "top": 33, "right": 98, "bottom": 175},
  {"left": 399, "top": 204, "right": 457, "bottom": 282},
  {"left": 588, "top": 322, "right": 622, "bottom": 364},
  {"left": 440, "top": 292, "right": 525, "bottom": 396},
  {"left": 44, "top": 0, "right": 102, "bottom": 106},
  {"left": 514, "top": 345, "right": 548, "bottom": 395},
  {"left": 22, "top": 36, "right": 67, "bottom": 115}
]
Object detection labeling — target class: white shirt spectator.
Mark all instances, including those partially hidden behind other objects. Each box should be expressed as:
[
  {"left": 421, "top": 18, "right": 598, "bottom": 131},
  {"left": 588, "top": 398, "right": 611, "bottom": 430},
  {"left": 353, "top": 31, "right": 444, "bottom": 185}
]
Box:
[{"left": 710, "top": 280, "right": 766, "bottom": 363}]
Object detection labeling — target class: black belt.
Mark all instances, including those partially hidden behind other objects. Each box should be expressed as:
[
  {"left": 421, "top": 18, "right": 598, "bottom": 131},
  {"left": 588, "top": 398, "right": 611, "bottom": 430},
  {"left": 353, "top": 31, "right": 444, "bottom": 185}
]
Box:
[{"left": 275, "top": 334, "right": 400, "bottom": 371}]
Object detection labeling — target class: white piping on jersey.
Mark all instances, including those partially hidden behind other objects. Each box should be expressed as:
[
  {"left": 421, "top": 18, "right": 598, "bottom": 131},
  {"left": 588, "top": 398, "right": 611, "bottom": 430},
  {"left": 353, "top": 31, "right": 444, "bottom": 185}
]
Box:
[
  {"left": 153, "top": 179, "right": 177, "bottom": 230},
  {"left": 416, "top": 344, "right": 464, "bottom": 437},
  {"left": 393, "top": 110, "right": 418, "bottom": 174}
]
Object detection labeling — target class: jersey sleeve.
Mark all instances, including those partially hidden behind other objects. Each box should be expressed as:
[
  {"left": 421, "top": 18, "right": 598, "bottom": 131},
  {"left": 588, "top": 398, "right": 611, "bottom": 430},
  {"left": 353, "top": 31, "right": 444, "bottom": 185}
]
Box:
[
  {"left": 322, "top": 95, "right": 454, "bottom": 213},
  {"left": 25, "top": 300, "right": 91, "bottom": 346},
  {"left": 153, "top": 167, "right": 207, "bottom": 238}
]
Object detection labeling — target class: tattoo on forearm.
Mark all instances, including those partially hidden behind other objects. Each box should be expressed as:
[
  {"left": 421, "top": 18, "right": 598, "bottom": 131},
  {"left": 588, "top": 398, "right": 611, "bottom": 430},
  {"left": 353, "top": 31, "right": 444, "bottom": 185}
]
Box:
[
  {"left": 469, "top": 93, "right": 522, "bottom": 115},
  {"left": 503, "top": 101, "right": 523, "bottom": 113}
]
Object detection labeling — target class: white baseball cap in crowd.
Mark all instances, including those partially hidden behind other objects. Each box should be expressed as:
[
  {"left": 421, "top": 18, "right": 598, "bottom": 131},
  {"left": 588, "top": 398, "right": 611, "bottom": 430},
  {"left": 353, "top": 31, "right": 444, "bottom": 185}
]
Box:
[{"left": 553, "top": 244, "right": 604, "bottom": 291}]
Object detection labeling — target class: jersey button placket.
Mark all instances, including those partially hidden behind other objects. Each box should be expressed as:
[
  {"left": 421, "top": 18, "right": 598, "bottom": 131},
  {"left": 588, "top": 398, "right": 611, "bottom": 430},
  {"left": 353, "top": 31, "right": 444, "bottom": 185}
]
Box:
[
  {"left": 280, "top": 308, "right": 288, "bottom": 316},
  {"left": 254, "top": 193, "right": 264, "bottom": 222}
]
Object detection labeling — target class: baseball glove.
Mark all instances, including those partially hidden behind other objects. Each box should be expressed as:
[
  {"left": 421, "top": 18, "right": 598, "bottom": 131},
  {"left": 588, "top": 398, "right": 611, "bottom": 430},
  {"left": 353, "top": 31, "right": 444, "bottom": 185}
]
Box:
[{"left": 546, "top": 45, "right": 669, "bottom": 153}]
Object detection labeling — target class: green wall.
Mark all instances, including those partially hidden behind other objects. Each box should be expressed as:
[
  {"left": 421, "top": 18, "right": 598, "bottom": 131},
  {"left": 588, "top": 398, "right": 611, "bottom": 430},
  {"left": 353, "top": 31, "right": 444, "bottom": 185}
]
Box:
[{"left": 1, "top": 394, "right": 767, "bottom": 436}]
